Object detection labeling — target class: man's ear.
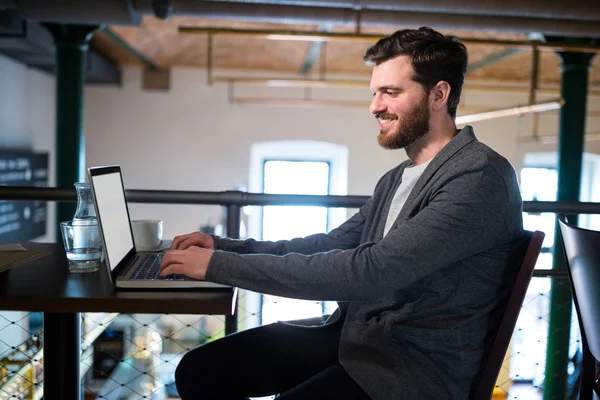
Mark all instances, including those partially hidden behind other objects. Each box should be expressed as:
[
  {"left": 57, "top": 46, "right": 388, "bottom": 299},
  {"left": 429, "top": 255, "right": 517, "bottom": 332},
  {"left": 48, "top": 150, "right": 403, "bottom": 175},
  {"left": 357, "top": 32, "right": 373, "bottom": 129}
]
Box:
[{"left": 431, "top": 81, "right": 451, "bottom": 112}]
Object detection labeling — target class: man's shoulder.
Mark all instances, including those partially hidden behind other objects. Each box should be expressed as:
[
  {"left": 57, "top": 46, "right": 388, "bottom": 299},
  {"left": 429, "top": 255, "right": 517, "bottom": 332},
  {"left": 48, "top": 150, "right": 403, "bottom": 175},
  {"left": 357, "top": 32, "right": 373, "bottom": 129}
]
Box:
[
  {"left": 470, "top": 140, "right": 518, "bottom": 180},
  {"left": 452, "top": 130, "right": 517, "bottom": 178},
  {"left": 435, "top": 133, "right": 520, "bottom": 202},
  {"left": 454, "top": 139, "right": 522, "bottom": 208}
]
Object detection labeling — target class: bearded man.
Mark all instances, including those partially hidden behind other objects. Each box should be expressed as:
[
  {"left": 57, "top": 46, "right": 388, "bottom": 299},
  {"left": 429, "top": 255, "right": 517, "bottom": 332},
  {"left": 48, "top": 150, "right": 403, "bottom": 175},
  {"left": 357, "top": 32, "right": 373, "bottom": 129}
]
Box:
[{"left": 161, "top": 26, "right": 524, "bottom": 400}]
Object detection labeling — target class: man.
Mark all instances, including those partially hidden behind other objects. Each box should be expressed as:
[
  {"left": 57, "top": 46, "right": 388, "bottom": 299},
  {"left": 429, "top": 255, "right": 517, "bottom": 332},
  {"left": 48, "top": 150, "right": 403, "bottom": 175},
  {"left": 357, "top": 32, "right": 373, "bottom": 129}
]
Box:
[{"left": 160, "top": 26, "right": 524, "bottom": 400}]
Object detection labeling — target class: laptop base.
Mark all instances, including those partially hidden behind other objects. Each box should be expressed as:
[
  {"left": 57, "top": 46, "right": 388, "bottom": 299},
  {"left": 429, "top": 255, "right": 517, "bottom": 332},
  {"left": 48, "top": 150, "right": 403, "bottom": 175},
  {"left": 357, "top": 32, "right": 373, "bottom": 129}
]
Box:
[{"left": 115, "top": 278, "right": 230, "bottom": 289}]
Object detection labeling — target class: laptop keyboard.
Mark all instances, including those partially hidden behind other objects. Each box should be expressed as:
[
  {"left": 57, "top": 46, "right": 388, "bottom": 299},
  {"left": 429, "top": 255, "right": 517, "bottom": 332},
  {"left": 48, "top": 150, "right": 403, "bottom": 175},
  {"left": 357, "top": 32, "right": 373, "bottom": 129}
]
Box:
[{"left": 129, "top": 253, "right": 186, "bottom": 281}]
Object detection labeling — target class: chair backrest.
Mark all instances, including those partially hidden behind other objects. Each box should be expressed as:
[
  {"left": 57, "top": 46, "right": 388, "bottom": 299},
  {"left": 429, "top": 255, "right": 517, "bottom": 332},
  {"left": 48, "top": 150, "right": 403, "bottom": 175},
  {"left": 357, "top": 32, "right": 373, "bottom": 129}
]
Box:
[
  {"left": 558, "top": 214, "right": 600, "bottom": 400},
  {"left": 557, "top": 214, "right": 600, "bottom": 363},
  {"left": 470, "top": 230, "right": 545, "bottom": 400}
]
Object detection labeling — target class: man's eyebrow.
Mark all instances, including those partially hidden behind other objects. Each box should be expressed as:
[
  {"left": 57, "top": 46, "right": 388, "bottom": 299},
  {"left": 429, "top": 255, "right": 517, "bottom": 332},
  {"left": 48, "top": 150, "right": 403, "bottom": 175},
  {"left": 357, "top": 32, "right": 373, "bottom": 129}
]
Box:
[{"left": 372, "top": 85, "right": 402, "bottom": 93}]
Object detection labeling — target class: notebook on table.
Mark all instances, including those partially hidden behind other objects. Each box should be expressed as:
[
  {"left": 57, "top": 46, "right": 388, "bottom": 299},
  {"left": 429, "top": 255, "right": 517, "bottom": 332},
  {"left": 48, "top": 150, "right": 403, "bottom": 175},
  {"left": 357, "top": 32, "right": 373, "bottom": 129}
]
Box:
[{"left": 87, "top": 165, "right": 229, "bottom": 290}]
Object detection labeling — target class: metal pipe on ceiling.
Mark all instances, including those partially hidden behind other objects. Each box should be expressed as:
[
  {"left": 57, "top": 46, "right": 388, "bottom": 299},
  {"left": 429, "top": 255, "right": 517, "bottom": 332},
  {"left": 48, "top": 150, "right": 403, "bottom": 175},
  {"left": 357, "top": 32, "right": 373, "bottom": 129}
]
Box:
[
  {"left": 358, "top": 9, "right": 600, "bottom": 37},
  {"left": 133, "top": 0, "right": 600, "bottom": 37},
  {"left": 165, "top": 0, "right": 600, "bottom": 22},
  {"left": 5, "top": 0, "right": 600, "bottom": 37},
  {"left": 10, "top": 0, "right": 141, "bottom": 25},
  {"left": 151, "top": 1, "right": 358, "bottom": 26},
  {"left": 454, "top": 98, "right": 564, "bottom": 124}
]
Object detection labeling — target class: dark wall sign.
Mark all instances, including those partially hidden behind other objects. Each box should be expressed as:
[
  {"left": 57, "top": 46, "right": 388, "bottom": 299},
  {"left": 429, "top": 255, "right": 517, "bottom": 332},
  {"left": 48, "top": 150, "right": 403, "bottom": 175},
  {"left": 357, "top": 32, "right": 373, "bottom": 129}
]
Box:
[{"left": 0, "top": 150, "right": 49, "bottom": 243}]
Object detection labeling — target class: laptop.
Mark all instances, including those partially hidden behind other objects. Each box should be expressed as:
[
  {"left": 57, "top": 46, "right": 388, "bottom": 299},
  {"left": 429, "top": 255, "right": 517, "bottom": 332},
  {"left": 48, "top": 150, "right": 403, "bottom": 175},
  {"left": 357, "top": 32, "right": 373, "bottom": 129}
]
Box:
[{"left": 87, "top": 165, "right": 230, "bottom": 290}]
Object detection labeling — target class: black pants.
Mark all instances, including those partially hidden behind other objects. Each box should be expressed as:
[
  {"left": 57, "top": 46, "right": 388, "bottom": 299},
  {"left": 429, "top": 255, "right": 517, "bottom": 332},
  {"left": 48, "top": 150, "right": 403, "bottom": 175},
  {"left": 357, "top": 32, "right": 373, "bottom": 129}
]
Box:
[{"left": 174, "top": 321, "right": 371, "bottom": 399}]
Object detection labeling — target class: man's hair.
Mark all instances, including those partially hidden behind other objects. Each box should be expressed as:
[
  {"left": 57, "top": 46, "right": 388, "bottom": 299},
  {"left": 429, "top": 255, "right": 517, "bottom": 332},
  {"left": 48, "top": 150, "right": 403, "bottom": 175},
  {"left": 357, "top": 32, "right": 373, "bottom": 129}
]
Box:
[{"left": 363, "top": 27, "right": 468, "bottom": 119}]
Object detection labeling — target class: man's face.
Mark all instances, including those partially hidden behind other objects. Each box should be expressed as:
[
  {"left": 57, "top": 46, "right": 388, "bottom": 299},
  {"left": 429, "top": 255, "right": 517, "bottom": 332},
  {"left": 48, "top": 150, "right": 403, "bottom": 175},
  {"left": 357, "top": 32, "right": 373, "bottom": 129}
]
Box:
[{"left": 369, "top": 55, "right": 431, "bottom": 150}]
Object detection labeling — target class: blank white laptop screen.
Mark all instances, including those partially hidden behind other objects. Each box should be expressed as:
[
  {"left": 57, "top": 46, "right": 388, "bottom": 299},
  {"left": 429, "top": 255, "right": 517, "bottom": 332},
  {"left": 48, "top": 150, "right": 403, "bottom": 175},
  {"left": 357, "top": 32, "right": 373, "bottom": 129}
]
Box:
[{"left": 90, "top": 172, "right": 135, "bottom": 271}]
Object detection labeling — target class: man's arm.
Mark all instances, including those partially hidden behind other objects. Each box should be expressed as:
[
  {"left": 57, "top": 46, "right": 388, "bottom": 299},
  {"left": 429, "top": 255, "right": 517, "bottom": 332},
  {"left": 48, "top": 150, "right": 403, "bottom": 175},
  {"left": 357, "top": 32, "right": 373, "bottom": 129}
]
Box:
[
  {"left": 213, "top": 196, "right": 373, "bottom": 255},
  {"left": 205, "top": 165, "right": 522, "bottom": 301}
]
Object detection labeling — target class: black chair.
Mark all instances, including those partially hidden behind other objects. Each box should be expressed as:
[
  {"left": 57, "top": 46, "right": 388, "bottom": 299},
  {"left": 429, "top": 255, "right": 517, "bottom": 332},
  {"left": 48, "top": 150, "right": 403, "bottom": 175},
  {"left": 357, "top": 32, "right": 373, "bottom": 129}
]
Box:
[
  {"left": 470, "top": 230, "right": 546, "bottom": 399},
  {"left": 558, "top": 214, "right": 600, "bottom": 400}
]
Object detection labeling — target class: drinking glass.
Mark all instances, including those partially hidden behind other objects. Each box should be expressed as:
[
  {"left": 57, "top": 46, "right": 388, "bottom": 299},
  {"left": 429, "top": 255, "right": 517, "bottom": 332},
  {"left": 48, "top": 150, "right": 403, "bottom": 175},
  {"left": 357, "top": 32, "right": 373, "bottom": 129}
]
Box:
[{"left": 59, "top": 221, "right": 102, "bottom": 273}]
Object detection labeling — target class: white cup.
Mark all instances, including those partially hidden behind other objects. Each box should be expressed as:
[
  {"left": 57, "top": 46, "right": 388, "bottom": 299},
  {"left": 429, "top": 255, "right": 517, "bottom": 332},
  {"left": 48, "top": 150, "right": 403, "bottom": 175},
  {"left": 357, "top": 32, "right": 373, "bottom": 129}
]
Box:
[{"left": 131, "top": 219, "right": 163, "bottom": 249}]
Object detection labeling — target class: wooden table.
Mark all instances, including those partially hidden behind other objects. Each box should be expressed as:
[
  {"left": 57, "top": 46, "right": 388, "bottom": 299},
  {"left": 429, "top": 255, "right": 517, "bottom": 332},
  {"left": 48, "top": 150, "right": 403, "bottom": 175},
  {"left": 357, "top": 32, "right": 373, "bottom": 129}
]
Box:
[{"left": 0, "top": 242, "right": 238, "bottom": 400}]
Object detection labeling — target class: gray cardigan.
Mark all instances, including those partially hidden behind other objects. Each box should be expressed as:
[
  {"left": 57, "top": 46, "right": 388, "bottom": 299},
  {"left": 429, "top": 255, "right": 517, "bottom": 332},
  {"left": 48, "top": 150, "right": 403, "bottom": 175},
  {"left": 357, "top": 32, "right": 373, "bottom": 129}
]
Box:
[{"left": 206, "top": 125, "right": 524, "bottom": 399}]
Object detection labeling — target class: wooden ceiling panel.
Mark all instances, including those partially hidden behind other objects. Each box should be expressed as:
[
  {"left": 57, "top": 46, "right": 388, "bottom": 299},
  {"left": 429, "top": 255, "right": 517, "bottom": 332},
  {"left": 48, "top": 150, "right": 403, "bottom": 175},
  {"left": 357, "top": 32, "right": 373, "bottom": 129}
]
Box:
[
  {"left": 465, "top": 48, "right": 564, "bottom": 84},
  {"left": 465, "top": 45, "right": 517, "bottom": 68},
  {"left": 466, "top": 48, "right": 532, "bottom": 81},
  {"left": 90, "top": 16, "right": 597, "bottom": 86},
  {"left": 538, "top": 51, "right": 563, "bottom": 84},
  {"left": 322, "top": 40, "right": 372, "bottom": 75},
  {"left": 213, "top": 36, "right": 314, "bottom": 71},
  {"left": 149, "top": 33, "right": 206, "bottom": 67}
]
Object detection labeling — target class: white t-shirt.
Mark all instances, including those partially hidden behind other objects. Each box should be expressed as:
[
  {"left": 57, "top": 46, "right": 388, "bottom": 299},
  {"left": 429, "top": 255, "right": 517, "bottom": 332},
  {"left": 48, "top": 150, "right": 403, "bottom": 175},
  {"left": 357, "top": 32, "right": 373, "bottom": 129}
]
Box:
[{"left": 383, "top": 159, "right": 432, "bottom": 237}]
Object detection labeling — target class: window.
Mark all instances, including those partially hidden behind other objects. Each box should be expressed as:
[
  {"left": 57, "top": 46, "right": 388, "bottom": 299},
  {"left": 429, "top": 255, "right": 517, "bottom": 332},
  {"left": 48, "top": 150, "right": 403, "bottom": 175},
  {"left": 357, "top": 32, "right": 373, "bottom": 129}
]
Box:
[
  {"left": 261, "top": 160, "right": 330, "bottom": 241},
  {"left": 244, "top": 140, "right": 348, "bottom": 329},
  {"left": 520, "top": 166, "right": 557, "bottom": 259},
  {"left": 260, "top": 160, "right": 331, "bottom": 325},
  {"left": 510, "top": 166, "right": 558, "bottom": 383}
]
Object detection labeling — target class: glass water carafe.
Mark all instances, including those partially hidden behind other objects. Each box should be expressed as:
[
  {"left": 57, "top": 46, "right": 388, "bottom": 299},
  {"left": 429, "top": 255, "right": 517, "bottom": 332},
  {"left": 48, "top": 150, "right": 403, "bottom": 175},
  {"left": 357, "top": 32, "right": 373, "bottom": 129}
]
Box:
[
  {"left": 60, "top": 182, "right": 103, "bottom": 271},
  {"left": 72, "top": 182, "right": 98, "bottom": 224}
]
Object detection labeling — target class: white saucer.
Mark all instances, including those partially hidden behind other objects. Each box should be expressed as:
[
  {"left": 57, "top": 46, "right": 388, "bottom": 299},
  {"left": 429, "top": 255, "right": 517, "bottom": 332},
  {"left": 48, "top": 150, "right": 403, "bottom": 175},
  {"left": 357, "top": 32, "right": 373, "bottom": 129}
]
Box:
[{"left": 136, "top": 239, "right": 172, "bottom": 252}]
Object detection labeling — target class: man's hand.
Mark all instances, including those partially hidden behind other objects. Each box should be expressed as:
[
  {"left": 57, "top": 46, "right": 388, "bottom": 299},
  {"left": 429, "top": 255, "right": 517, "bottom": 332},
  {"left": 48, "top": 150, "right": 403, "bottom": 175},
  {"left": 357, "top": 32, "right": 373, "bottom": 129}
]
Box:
[
  {"left": 159, "top": 247, "right": 214, "bottom": 280},
  {"left": 171, "top": 231, "right": 215, "bottom": 250}
]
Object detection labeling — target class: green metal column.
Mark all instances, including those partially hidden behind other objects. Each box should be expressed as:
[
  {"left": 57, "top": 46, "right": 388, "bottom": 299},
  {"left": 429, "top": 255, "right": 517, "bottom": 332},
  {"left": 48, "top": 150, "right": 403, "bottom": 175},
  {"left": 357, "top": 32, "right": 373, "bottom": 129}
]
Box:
[
  {"left": 45, "top": 24, "right": 98, "bottom": 237},
  {"left": 543, "top": 51, "right": 595, "bottom": 400}
]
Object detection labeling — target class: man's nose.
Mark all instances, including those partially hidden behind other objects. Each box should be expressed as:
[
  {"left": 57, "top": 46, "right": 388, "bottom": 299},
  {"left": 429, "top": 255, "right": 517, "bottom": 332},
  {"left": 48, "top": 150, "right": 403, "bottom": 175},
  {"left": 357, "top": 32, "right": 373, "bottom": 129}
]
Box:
[{"left": 369, "top": 95, "right": 385, "bottom": 116}]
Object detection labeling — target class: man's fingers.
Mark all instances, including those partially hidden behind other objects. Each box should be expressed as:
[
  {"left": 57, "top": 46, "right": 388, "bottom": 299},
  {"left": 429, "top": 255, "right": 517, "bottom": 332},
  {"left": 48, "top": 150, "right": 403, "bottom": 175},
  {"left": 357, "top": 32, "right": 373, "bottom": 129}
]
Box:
[
  {"left": 159, "top": 252, "right": 186, "bottom": 276},
  {"left": 171, "top": 234, "right": 190, "bottom": 249},
  {"left": 177, "top": 237, "right": 199, "bottom": 250},
  {"left": 159, "top": 264, "right": 180, "bottom": 277},
  {"left": 160, "top": 250, "right": 185, "bottom": 270},
  {"left": 158, "top": 247, "right": 211, "bottom": 280},
  {"left": 171, "top": 233, "right": 209, "bottom": 250}
]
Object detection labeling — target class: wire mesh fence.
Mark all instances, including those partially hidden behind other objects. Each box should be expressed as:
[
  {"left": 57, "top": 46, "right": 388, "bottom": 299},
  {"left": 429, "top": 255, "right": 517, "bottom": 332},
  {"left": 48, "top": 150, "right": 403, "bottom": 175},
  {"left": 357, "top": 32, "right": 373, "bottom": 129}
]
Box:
[{"left": 0, "top": 276, "right": 585, "bottom": 400}]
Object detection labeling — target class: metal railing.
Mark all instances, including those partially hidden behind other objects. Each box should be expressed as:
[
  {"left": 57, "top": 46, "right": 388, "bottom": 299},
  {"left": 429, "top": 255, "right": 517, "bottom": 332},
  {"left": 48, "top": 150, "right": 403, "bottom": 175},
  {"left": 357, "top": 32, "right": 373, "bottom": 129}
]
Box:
[
  {"left": 1, "top": 185, "right": 599, "bottom": 399},
  {"left": 3, "top": 185, "right": 600, "bottom": 213}
]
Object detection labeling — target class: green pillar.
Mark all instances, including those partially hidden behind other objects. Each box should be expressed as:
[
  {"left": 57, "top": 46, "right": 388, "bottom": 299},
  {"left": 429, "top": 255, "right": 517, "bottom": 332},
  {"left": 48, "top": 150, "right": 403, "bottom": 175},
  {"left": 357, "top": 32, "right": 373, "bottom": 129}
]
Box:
[
  {"left": 45, "top": 24, "right": 98, "bottom": 237},
  {"left": 543, "top": 51, "right": 595, "bottom": 400}
]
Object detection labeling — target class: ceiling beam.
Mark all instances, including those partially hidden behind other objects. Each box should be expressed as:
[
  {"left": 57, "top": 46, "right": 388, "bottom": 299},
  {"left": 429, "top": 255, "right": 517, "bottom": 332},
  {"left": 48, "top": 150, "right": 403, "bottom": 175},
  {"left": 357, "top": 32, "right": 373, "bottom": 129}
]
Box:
[
  {"left": 229, "top": 97, "right": 565, "bottom": 125},
  {"left": 212, "top": 77, "right": 600, "bottom": 98},
  {"left": 179, "top": 27, "right": 600, "bottom": 53}
]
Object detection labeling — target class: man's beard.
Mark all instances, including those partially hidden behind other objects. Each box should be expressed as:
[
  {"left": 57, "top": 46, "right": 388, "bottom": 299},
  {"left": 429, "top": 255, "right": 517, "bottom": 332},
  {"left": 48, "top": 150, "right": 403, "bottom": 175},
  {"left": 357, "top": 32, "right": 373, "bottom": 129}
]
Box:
[{"left": 376, "top": 95, "right": 430, "bottom": 150}]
